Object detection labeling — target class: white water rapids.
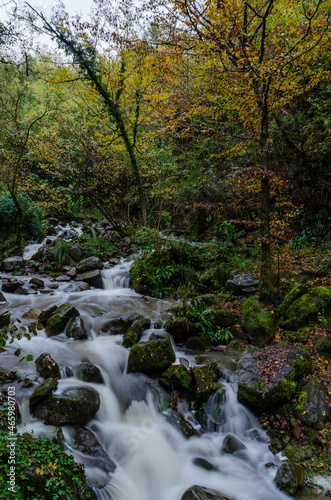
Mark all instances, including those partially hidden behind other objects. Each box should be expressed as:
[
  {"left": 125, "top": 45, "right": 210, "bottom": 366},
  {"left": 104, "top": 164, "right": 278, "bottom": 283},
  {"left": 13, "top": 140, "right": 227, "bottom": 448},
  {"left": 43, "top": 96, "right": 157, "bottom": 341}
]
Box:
[{"left": 0, "top": 260, "right": 292, "bottom": 500}]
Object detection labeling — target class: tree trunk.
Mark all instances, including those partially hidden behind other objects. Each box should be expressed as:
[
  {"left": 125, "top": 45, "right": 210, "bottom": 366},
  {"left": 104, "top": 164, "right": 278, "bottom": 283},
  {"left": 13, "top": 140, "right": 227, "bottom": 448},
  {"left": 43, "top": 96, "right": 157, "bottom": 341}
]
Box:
[{"left": 258, "top": 80, "right": 273, "bottom": 300}]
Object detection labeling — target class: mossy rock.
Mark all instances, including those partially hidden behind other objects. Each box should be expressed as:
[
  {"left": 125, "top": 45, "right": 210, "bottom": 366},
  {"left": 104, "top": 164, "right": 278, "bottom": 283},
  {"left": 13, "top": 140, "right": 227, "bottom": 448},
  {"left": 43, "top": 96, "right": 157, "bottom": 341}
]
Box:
[
  {"left": 29, "top": 378, "right": 58, "bottom": 407},
  {"left": 315, "top": 336, "right": 331, "bottom": 358},
  {"left": 127, "top": 338, "right": 176, "bottom": 375},
  {"left": 122, "top": 318, "right": 151, "bottom": 348},
  {"left": 237, "top": 345, "right": 312, "bottom": 410},
  {"left": 78, "top": 362, "right": 103, "bottom": 384},
  {"left": 33, "top": 387, "right": 100, "bottom": 426},
  {"left": 184, "top": 336, "right": 211, "bottom": 351},
  {"left": 35, "top": 352, "right": 60, "bottom": 379},
  {"left": 294, "top": 379, "right": 330, "bottom": 429},
  {"left": 159, "top": 362, "right": 192, "bottom": 391},
  {"left": 277, "top": 284, "right": 308, "bottom": 319},
  {"left": 66, "top": 316, "right": 88, "bottom": 340},
  {"left": 241, "top": 297, "right": 275, "bottom": 346},
  {"left": 212, "top": 309, "right": 236, "bottom": 329},
  {"left": 192, "top": 362, "right": 220, "bottom": 401},
  {"left": 274, "top": 460, "right": 304, "bottom": 495},
  {"left": 165, "top": 317, "right": 198, "bottom": 343},
  {"left": 283, "top": 443, "right": 315, "bottom": 463},
  {"left": 181, "top": 485, "right": 232, "bottom": 500},
  {"left": 279, "top": 286, "right": 331, "bottom": 330},
  {"left": 46, "top": 303, "right": 79, "bottom": 337}
]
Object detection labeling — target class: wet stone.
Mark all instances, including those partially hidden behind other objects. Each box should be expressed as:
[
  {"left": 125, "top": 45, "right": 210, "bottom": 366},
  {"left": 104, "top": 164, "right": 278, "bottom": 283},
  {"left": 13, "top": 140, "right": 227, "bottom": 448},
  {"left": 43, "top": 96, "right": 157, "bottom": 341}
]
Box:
[
  {"left": 221, "top": 433, "right": 247, "bottom": 454},
  {"left": 181, "top": 485, "right": 232, "bottom": 500},
  {"left": 78, "top": 362, "right": 103, "bottom": 383},
  {"left": 0, "top": 308, "right": 11, "bottom": 328},
  {"left": 0, "top": 291, "right": 6, "bottom": 303},
  {"left": 29, "top": 378, "right": 58, "bottom": 407},
  {"left": 1, "top": 279, "right": 24, "bottom": 293},
  {"left": 46, "top": 303, "right": 79, "bottom": 336},
  {"left": 22, "top": 308, "right": 42, "bottom": 320},
  {"left": 66, "top": 316, "right": 88, "bottom": 340},
  {"left": 35, "top": 352, "right": 60, "bottom": 379}
]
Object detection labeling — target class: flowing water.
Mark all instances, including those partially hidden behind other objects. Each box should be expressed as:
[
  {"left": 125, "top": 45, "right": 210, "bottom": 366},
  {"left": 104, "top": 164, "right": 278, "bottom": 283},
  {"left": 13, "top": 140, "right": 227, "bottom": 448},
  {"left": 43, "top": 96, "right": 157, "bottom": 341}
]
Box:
[{"left": 0, "top": 258, "right": 294, "bottom": 500}]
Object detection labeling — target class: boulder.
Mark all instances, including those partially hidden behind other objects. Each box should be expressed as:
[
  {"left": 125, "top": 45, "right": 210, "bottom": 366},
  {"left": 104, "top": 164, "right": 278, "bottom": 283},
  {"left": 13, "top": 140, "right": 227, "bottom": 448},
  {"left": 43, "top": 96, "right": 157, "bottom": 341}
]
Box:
[
  {"left": 192, "top": 458, "right": 218, "bottom": 471},
  {"left": 29, "top": 277, "right": 44, "bottom": 288},
  {"left": 70, "top": 426, "right": 116, "bottom": 488},
  {"left": 66, "top": 316, "right": 88, "bottom": 340},
  {"left": 283, "top": 443, "right": 314, "bottom": 464},
  {"left": 14, "top": 284, "right": 38, "bottom": 295},
  {"left": 127, "top": 338, "right": 176, "bottom": 375},
  {"left": 0, "top": 291, "right": 6, "bottom": 303},
  {"left": 69, "top": 247, "right": 83, "bottom": 262},
  {"left": 63, "top": 281, "right": 90, "bottom": 293},
  {"left": 35, "top": 352, "right": 60, "bottom": 379},
  {"left": 22, "top": 308, "right": 42, "bottom": 320},
  {"left": 212, "top": 309, "right": 236, "bottom": 329},
  {"left": 99, "top": 314, "right": 140, "bottom": 336},
  {"left": 192, "top": 362, "right": 220, "bottom": 401},
  {"left": 315, "top": 336, "right": 331, "bottom": 358},
  {"left": 221, "top": 433, "right": 246, "bottom": 454},
  {"left": 237, "top": 345, "right": 312, "bottom": 410},
  {"left": 46, "top": 303, "right": 79, "bottom": 336},
  {"left": 241, "top": 297, "right": 275, "bottom": 346},
  {"left": 159, "top": 362, "right": 192, "bottom": 391},
  {"left": 279, "top": 286, "right": 331, "bottom": 330},
  {"left": 1, "top": 256, "right": 23, "bottom": 272},
  {"left": 33, "top": 387, "right": 100, "bottom": 426},
  {"left": 29, "top": 378, "right": 58, "bottom": 407},
  {"left": 165, "top": 409, "right": 198, "bottom": 438},
  {"left": 181, "top": 485, "right": 232, "bottom": 500},
  {"left": 184, "top": 336, "right": 211, "bottom": 351},
  {"left": 0, "top": 308, "right": 11, "bottom": 328},
  {"left": 76, "top": 256, "right": 103, "bottom": 273},
  {"left": 295, "top": 378, "right": 330, "bottom": 429},
  {"left": 75, "top": 269, "right": 103, "bottom": 289},
  {"left": 225, "top": 273, "right": 259, "bottom": 295},
  {"left": 274, "top": 460, "right": 304, "bottom": 495},
  {"left": 122, "top": 318, "right": 151, "bottom": 348},
  {"left": 165, "top": 318, "right": 198, "bottom": 343},
  {"left": 1, "top": 279, "right": 24, "bottom": 293},
  {"left": 78, "top": 362, "right": 103, "bottom": 383},
  {"left": 38, "top": 305, "right": 57, "bottom": 326}
]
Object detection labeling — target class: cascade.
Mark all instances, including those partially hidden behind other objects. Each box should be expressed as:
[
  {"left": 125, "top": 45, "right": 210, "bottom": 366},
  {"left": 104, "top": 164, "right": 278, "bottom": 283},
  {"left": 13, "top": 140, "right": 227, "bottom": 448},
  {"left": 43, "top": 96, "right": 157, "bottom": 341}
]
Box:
[{"left": 0, "top": 259, "right": 292, "bottom": 500}]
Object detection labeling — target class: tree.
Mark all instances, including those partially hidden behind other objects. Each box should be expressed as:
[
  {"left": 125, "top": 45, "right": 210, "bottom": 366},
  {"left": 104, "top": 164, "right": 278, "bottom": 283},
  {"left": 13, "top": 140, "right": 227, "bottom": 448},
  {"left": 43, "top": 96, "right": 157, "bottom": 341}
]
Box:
[
  {"left": 150, "top": 0, "right": 330, "bottom": 297},
  {"left": 27, "top": 4, "right": 152, "bottom": 225},
  {"left": 0, "top": 60, "right": 49, "bottom": 246}
]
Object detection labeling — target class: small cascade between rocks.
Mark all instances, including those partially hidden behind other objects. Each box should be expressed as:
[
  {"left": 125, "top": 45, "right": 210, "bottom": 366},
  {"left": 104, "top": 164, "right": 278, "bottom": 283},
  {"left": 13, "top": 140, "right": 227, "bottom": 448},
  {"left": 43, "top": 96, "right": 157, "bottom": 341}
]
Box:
[{"left": 0, "top": 258, "right": 292, "bottom": 500}]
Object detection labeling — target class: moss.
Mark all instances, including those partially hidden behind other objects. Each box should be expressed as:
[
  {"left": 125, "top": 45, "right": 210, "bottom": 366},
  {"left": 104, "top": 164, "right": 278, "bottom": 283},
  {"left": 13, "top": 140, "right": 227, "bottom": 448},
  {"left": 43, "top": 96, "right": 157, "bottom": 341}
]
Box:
[
  {"left": 45, "top": 303, "right": 79, "bottom": 337},
  {"left": 127, "top": 338, "right": 176, "bottom": 374},
  {"left": 122, "top": 318, "right": 150, "bottom": 348},
  {"left": 241, "top": 296, "right": 275, "bottom": 346},
  {"left": 193, "top": 362, "right": 220, "bottom": 400},
  {"left": 295, "top": 391, "right": 308, "bottom": 413},
  {"left": 159, "top": 363, "right": 192, "bottom": 391},
  {"left": 279, "top": 286, "right": 331, "bottom": 330}
]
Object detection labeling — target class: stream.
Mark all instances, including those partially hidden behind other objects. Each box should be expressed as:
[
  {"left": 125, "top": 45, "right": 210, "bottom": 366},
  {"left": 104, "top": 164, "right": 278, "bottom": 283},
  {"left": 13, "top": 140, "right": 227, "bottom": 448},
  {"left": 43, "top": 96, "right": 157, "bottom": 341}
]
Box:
[{"left": 0, "top": 247, "right": 302, "bottom": 500}]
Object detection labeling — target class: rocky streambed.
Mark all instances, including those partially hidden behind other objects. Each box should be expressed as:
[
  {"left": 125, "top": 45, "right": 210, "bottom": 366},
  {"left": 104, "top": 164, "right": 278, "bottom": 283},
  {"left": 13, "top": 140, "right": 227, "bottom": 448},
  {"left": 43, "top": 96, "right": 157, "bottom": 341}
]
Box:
[{"left": 0, "top": 225, "right": 330, "bottom": 500}]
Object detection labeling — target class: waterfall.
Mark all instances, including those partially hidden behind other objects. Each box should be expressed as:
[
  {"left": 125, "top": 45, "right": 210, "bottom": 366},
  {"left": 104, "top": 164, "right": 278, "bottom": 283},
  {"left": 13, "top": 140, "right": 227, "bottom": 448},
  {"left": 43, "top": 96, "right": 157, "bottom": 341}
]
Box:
[{"left": 1, "top": 258, "right": 292, "bottom": 500}]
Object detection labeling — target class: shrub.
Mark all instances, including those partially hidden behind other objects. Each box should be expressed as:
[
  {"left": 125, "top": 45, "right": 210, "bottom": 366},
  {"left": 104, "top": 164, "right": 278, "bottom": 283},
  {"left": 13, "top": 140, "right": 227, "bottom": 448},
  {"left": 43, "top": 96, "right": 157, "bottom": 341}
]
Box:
[{"left": 0, "top": 192, "right": 45, "bottom": 241}]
